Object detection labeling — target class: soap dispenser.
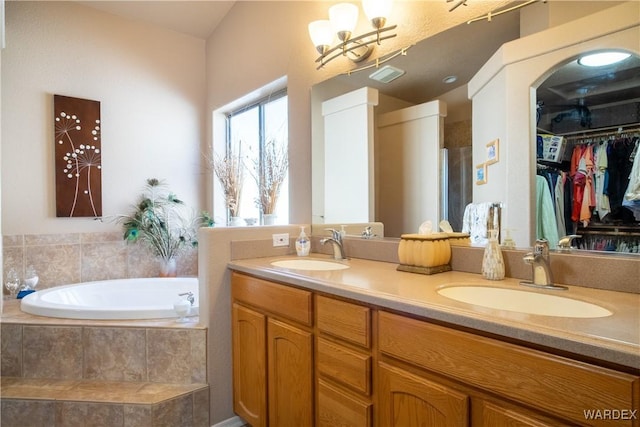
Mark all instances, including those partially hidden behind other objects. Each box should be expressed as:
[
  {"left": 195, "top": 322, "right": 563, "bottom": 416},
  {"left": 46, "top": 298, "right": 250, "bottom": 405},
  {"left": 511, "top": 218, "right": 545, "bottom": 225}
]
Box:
[
  {"left": 296, "top": 226, "right": 310, "bottom": 257},
  {"left": 482, "top": 229, "right": 505, "bottom": 280}
]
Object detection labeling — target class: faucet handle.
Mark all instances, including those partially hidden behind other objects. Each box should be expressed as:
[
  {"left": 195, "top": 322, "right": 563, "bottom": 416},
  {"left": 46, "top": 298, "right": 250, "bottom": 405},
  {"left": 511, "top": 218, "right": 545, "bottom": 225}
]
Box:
[
  {"left": 534, "top": 239, "right": 549, "bottom": 257},
  {"left": 325, "top": 228, "right": 341, "bottom": 242},
  {"left": 557, "top": 235, "right": 580, "bottom": 251}
]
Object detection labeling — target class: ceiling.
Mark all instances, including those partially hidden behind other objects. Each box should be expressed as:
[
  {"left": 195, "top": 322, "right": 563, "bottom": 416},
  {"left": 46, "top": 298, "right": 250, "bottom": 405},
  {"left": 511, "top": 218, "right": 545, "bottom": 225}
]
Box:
[
  {"left": 327, "top": 11, "right": 522, "bottom": 106},
  {"left": 79, "top": 1, "right": 639, "bottom": 121}
]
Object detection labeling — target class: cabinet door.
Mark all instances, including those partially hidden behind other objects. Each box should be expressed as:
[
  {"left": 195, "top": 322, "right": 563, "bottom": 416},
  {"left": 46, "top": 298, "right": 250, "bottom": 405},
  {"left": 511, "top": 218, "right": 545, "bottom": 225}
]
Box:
[
  {"left": 377, "top": 362, "right": 469, "bottom": 427},
  {"left": 232, "top": 303, "right": 267, "bottom": 427},
  {"left": 268, "top": 318, "right": 314, "bottom": 427},
  {"left": 479, "top": 401, "right": 572, "bottom": 427}
]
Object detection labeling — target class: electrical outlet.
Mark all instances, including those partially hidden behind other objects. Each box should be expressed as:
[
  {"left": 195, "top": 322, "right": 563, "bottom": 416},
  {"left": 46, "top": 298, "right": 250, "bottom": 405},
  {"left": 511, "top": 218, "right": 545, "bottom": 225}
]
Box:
[{"left": 272, "top": 233, "right": 290, "bottom": 247}]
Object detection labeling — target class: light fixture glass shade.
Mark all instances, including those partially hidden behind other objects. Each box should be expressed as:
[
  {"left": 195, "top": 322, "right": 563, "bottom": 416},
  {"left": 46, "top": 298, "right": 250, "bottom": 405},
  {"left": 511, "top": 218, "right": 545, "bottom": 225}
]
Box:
[
  {"left": 578, "top": 51, "right": 631, "bottom": 67},
  {"left": 329, "top": 3, "right": 359, "bottom": 34},
  {"left": 362, "top": 0, "right": 393, "bottom": 23},
  {"left": 308, "top": 20, "right": 335, "bottom": 50}
]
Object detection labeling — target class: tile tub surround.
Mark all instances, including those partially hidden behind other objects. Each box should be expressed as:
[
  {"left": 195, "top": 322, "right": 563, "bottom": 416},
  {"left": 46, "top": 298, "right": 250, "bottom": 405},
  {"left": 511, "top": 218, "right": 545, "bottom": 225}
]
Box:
[
  {"left": 0, "top": 300, "right": 209, "bottom": 427},
  {"left": 2, "top": 232, "right": 198, "bottom": 293},
  {"left": 1, "top": 380, "right": 209, "bottom": 427}
]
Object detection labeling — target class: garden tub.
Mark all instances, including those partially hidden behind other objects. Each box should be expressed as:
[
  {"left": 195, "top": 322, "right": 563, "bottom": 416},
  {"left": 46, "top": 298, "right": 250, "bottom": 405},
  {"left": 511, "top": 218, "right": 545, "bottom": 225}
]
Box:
[{"left": 20, "top": 277, "right": 198, "bottom": 320}]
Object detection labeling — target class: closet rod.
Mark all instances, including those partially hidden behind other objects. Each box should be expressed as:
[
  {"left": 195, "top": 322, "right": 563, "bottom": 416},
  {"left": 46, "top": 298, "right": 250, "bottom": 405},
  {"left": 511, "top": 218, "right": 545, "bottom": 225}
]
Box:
[{"left": 561, "top": 123, "right": 640, "bottom": 139}]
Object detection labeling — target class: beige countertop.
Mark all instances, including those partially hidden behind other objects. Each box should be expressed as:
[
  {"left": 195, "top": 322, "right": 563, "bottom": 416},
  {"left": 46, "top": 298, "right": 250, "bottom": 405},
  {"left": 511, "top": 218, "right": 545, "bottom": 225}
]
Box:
[{"left": 228, "top": 255, "right": 640, "bottom": 371}]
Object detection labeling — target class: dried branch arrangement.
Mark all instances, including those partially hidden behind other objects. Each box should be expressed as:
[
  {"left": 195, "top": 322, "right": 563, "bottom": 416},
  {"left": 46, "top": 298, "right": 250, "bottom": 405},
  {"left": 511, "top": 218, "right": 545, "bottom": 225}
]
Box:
[
  {"left": 251, "top": 139, "right": 288, "bottom": 215},
  {"left": 212, "top": 146, "right": 245, "bottom": 218}
]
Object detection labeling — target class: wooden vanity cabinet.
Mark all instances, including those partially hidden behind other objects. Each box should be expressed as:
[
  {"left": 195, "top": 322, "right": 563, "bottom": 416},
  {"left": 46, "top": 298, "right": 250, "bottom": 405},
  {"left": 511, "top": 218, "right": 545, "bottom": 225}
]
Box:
[
  {"left": 231, "top": 272, "right": 639, "bottom": 427},
  {"left": 377, "top": 310, "right": 640, "bottom": 427},
  {"left": 231, "top": 272, "right": 314, "bottom": 427},
  {"left": 315, "top": 295, "right": 373, "bottom": 427}
]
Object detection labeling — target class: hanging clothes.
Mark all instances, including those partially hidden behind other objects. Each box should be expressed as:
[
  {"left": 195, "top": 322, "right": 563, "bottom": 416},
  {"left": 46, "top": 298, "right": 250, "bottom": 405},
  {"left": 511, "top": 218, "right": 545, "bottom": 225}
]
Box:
[
  {"left": 570, "top": 144, "right": 595, "bottom": 226},
  {"left": 593, "top": 140, "right": 611, "bottom": 220},
  {"left": 622, "top": 138, "right": 640, "bottom": 220},
  {"left": 553, "top": 172, "right": 567, "bottom": 239},
  {"left": 606, "top": 137, "right": 636, "bottom": 219},
  {"left": 536, "top": 175, "right": 559, "bottom": 248}
]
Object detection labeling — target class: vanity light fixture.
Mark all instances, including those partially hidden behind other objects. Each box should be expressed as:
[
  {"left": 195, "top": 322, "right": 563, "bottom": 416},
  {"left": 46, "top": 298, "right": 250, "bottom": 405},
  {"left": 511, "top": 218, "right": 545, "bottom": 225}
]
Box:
[
  {"left": 578, "top": 51, "right": 631, "bottom": 67},
  {"left": 309, "top": 0, "right": 397, "bottom": 70}
]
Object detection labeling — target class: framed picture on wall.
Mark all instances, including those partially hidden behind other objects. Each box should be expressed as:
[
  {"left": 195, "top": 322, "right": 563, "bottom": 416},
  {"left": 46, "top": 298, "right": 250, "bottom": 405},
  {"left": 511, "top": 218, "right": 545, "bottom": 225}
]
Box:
[
  {"left": 475, "top": 163, "right": 487, "bottom": 185},
  {"left": 486, "top": 139, "right": 499, "bottom": 164}
]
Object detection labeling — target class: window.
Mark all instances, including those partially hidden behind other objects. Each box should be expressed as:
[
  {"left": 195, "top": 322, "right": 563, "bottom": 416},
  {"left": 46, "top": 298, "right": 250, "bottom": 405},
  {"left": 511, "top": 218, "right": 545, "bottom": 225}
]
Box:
[{"left": 225, "top": 90, "right": 288, "bottom": 225}]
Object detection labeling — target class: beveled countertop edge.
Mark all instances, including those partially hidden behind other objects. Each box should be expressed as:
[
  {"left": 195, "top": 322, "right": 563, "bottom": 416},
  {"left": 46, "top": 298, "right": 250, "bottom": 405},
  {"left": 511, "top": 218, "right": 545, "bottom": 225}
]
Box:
[{"left": 228, "top": 258, "right": 639, "bottom": 371}]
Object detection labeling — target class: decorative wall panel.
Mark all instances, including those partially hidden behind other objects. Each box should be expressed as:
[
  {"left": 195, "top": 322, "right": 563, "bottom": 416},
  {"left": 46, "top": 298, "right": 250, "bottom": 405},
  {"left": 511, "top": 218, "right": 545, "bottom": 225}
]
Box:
[{"left": 54, "top": 95, "right": 102, "bottom": 217}]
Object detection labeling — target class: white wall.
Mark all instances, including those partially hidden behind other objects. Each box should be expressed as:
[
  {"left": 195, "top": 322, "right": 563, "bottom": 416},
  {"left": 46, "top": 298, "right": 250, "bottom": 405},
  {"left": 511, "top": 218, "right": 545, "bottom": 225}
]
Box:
[
  {"left": 469, "top": 2, "right": 640, "bottom": 248},
  {"left": 1, "top": 2, "right": 206, "bottom": 235},
  {"left": 377, "top": 101, "right": 447, "bottom": 237},
  {"left": 322, "top": 87, "right": 378, "bottom": 223}
]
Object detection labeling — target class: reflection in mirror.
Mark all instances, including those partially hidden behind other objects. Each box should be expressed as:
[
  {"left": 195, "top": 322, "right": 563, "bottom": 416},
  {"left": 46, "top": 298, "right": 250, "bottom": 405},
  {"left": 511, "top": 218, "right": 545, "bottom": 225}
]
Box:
[
  {"left": 535, "top": 52, "right": 640, "bottom": 253},
  {"left": 311, "top": 14, "right": 521, "bottom": 237}
]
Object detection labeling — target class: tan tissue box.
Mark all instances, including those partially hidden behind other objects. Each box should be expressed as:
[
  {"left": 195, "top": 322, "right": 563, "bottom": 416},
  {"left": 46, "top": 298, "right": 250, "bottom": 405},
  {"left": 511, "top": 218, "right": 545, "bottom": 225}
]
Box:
[
  {"left": 446, "top": 232, "right": 470, "bottom": 247},
  {"left": 397, "top": 233, "right": 452, "bottom": 275}
]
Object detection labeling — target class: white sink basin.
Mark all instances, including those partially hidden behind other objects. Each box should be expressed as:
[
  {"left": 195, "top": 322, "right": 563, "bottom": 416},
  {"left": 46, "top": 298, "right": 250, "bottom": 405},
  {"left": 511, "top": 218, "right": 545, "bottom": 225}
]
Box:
[
  {"left": 270, "top": 259, "right": 349, "bottom": 271},
  {"left": 437, "top": 285, "right": 612, "bottom": 318}
]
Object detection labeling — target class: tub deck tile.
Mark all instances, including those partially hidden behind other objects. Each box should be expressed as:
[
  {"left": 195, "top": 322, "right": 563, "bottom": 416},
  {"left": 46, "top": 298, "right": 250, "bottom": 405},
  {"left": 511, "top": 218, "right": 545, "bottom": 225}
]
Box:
[
  {"left": 1, "top": 377, "right": 208, "bottom": 405},
  {"left": 0, "top": 299, "right": 204, "bottom": 329}
]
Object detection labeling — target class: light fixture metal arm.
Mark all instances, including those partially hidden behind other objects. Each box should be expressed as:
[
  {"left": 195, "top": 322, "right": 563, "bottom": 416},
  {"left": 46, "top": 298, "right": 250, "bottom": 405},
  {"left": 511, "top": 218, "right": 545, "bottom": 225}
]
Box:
[{"left": 315, "top": 25, "right": 397, "bottom": 69}]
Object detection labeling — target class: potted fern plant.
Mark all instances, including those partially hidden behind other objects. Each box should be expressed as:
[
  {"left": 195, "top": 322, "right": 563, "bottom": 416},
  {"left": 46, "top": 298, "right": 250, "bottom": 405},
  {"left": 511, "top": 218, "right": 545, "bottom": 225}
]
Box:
[{"left": 116, "top": 178, "right": 213, "bottom": 276}]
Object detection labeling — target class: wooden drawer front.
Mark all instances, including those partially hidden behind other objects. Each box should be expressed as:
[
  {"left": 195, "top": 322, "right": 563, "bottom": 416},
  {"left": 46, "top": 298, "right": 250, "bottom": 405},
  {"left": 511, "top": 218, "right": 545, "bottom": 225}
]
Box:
[
  {"left": 378, "top": 311, "right": 640, "bottom": 427},
  {"left": 232, "top": 272, "right": 312, "bottom": 326},
  {"left": 317, "top": 379, "right": 372, "bottom": 427},
  {"left": 317, "top": 337, "right": 371, "bottom": 395},
  {"left": 316, "top": 295, "right": 371, "bottom": 348}
]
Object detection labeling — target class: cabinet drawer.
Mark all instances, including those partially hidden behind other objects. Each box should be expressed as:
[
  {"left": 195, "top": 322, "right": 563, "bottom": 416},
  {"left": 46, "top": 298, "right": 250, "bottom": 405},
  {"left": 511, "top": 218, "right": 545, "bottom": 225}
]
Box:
[
  {"left": 378, "top": 311, "right": 639, "bottom": 427},
  {"left": 317, "top": 379, "right": 372, "bottom": 427},
  {"left": 231, "top": 272, "right": 312, "bottom": 326},
  {"left": 317, "top": 337, "right": 371, "bottom": 395},
  {"left": 316, "top": 295, "right": 371, "bottom": 348}
]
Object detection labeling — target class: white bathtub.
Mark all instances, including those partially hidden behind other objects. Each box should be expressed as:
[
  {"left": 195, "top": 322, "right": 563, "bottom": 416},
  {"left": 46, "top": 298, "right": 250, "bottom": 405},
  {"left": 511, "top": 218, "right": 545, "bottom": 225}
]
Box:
[{"left": 20, "top": 277, "right": 199, "bottom": 320}]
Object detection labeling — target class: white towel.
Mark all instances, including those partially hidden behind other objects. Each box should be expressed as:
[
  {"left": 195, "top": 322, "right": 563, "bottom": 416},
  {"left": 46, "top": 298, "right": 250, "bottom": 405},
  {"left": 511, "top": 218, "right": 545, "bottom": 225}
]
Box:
[{"left": 462, "top": 202, "right": 494, "bottom": 246}]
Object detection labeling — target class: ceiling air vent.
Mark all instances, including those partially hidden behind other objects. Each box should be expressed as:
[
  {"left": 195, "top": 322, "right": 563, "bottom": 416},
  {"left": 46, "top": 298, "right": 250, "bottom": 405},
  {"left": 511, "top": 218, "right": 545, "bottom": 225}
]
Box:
[{"left": 369, "top": 65, "right": 405, "bottom": 83}]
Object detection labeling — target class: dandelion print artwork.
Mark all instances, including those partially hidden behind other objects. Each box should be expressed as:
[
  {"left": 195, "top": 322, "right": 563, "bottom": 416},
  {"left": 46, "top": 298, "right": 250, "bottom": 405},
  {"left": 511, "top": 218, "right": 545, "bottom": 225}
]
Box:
[{"left": 54, "top": 95, "right": 102, "bottom": 217}]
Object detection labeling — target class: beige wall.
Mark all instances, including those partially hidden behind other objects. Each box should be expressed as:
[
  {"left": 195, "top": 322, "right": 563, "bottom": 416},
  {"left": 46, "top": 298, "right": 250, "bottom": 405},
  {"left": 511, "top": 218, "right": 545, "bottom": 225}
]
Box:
[
  {"left": 1, "top": 1, "right": 206, "bottom": 235},
  {"left": 203, "top": 0, "right": 514, "bottom": 224},
  {"left": 1, "top": 0, "right": 515, "bottom": 235}
]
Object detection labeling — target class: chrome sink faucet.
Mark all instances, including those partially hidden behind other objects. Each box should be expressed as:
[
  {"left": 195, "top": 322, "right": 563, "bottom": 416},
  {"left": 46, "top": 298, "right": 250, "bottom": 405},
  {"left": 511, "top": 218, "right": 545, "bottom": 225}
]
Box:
[
  {"left": 520, "top": 239, "right": 567, "bottom": 290},
  {"left": 557, "top": 234, "right": 581, "bottom": 251},
  {"left": 320, "top": 228, "right": 347, "bottom": 260}
]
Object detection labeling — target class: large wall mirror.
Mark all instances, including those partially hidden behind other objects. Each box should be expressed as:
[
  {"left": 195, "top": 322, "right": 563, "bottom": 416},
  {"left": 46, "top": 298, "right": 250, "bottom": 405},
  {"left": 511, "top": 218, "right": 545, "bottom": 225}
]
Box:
[
  {"left": 535, "top": 51, "right": 640, "bottom": 253},
  {"left": 311, "top": 12, "right": 521, "bottom": 237},
  {"left": 313, "top": 2, "right": 640, "bottom": 255}
]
